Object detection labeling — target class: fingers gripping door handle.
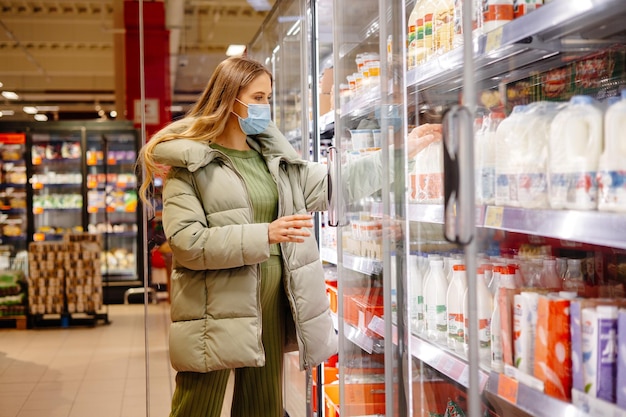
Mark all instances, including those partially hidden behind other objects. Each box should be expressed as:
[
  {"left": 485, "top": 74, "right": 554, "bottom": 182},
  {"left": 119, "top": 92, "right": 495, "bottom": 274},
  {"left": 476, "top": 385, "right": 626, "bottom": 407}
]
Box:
[{"left": 443, "top": 105, "right": 474, "bottom": 246}]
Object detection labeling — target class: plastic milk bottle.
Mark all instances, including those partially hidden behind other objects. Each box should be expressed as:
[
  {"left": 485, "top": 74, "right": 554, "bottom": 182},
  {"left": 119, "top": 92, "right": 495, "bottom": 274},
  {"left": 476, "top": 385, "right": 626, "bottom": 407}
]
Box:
[
  {"left": 598, "top": 90, "right": 626, "bottom": 212},
  {"left": 424, "top": 258, "right": 448, "bottom": 343},
  {"left": 495, "top": 105, "right": 528, "bottom": 207},
  {"left": 447, "top": 264, "right": 467, "bottom": 352},
  {"left": 548, "top": 95, "right": 603, "bottom": 210}
]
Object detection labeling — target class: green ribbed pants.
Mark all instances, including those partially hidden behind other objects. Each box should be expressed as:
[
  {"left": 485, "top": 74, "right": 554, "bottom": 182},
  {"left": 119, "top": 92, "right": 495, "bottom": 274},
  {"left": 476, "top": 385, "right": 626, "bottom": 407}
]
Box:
[{"left": 169, "top": 256, "right": 286, "bottom": 417}]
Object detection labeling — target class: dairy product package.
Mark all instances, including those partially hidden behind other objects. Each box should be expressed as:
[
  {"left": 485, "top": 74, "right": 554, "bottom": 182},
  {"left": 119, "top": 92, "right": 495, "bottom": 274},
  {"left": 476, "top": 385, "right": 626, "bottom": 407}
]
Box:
[
  {"left": 513, "top": 292, "right": 539, "bottom": 375},
  {"left": 548, "top": 95, "right": 603, "bottom": 210},
  {"left": 517, "top": 101, "right": 560, "bottom": 209},
  {"left": 495, "top": 105, "right": 528, "bottom": 207},
  {"left": 411, "top": 141, "right": 443, "bottom": 204},
  {"left": 497, "top": 286, "right": 516, "bottom": 367},
  {"left": 598, "top": 89, "right": 626, "bottom": 212},
  {"left": 534, "top": 293, "right": 573, "bottom": 401},
  {"left": 596, "top": 305, "right": 618, "bottom": 403},
  {"left": 475, "top": 112, "right": 505, "bottom": 205},
  {"left": 571, "top": 299, "right": 626, "bottom": 400},
  {"left": 617, "top": 309, "right": 626, "bottom": 409}
]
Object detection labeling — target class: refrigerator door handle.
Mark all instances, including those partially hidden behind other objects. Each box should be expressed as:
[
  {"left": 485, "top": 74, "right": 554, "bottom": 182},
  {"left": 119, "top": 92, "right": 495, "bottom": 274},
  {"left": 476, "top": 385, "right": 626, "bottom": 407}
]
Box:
[
  {"left": 443, "top": 104, "right": 474, "bottom": 246},
  {"left": 327, "top": 146, "right": 340, "bottom": 227}
]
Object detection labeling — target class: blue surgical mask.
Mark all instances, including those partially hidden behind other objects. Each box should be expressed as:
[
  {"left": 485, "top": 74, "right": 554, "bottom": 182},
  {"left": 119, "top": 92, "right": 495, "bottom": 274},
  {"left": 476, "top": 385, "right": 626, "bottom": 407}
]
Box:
[{"left": 234, "top": 98, "right": 271, "bottom": 135}]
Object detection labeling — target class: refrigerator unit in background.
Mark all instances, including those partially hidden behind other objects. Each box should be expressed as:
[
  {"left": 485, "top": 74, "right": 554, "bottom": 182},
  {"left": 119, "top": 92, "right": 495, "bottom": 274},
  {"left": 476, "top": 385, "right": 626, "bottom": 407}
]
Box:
[
  {"left": 327, "top": 0, "right": 626, "bottom": 417},
  {"left": 0, "top": 121, "right": 143, "bottom": 305}
]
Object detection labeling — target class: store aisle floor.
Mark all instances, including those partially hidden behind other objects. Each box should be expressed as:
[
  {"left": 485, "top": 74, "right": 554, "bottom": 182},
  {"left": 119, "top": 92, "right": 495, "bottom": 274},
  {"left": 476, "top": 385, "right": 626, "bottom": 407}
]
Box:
[{"left": 0, "top": 303, "right": 175, "bottom": 417}]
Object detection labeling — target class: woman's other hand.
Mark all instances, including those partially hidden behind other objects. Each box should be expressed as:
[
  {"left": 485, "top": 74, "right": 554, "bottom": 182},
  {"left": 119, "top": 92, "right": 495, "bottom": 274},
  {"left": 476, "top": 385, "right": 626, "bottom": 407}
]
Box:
[
  {"left": 407, "top": 123, "right": 442, "bottom": 159},
  {"left": 268, "top": 214, "right": 313, "bottom": 244}
]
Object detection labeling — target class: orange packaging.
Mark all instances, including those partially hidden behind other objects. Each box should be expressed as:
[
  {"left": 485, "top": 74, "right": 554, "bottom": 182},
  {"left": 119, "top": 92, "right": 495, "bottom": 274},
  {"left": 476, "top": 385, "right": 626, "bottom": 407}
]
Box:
[
  {"left": 484, "top": 2, "right": 514, "bottom": 23},
  {"left": 533, "top": 294, "right": 572, "bottom": 401},
  {"left": 497, "top": 287, "right": 517, "bottom": 367}
]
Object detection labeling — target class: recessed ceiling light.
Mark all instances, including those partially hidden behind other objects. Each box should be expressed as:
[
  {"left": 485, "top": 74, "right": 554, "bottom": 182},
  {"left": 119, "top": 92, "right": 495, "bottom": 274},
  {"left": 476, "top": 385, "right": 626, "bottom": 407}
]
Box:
[
  {"left": 34, "top": 114, "right": 48, "bottom": 121},
  {"left": 23, "top": 106, "right": 38, "bottom": 114},
  {"left": 1, "top": 91, "right": 19, "bottom": 100},
  {"left": 246, "top": 0, "right": 272, "bottom": 11},
  {"left": 226, "top": 44, "right": 246, "bottom": 56}
]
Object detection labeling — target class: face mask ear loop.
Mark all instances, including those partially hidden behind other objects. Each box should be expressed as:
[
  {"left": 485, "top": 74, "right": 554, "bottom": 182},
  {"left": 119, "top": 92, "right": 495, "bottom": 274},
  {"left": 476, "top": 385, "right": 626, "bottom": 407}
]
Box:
[{"left": 233, "top": 98, "right": 248, "bottom": 120}]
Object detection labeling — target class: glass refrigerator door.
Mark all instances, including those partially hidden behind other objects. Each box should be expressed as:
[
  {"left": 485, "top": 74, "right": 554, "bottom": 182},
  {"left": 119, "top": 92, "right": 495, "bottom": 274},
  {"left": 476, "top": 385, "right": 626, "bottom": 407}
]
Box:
[
  {"left": 0, "top": 133, "right": 28, "bottom": 256},
  {"left": 406, "top": 1, "right": 626, "bottom": 417},
  {"left": 332, "top": 0, "right": 420, "bottom": 415},
  {"left": 30, "top": 130, "right": 84, "bottom": 241},
  {"left": 86, "top": 131, "right": 139, "bottom": 285}
]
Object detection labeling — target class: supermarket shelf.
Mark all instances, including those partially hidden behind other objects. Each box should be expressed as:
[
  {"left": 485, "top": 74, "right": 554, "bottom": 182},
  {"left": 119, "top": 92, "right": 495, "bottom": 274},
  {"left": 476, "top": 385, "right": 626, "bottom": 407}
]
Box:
[
  {"left": 481, "top": 205, "right": 626, "bottom": 250},
  {"left": 0, "top": 183, "right": 26, "bottom": 189},
  {"left": 407, "top": 0, "right": 626, "bottom": 92},
  {"left": 342, "top": 252, "right": 383, "bottom": 276},
  {"left": 340, "top": 84, "right": 381, "bottom": 119},
  {"left": 408, "top": 331, "right": 489, "bottom": 392},
  {"left": 343, "top": 321, "right": 384, "bottom": 354},
  {"left": 320, "top": 245, "right": 337, "bottom": 265},
  {"left": 401, "top": 203, "right": 626, "bottom": 251},
  {"left": 484, "top": 371, "right": 589, "bottom": 417}
]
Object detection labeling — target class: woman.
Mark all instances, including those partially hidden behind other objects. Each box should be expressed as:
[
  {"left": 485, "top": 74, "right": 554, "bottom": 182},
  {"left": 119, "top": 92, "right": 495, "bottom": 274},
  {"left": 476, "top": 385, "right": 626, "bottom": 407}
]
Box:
[{"left": 137, "top": 56, "right": 441, "bottom": 417}]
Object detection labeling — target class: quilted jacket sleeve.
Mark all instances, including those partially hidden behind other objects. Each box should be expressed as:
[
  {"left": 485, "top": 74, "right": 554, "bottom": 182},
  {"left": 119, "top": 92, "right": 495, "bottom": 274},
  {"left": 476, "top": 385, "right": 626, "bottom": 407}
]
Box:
[{"left": 162, "top": 169, "right": 270, "bottom": 271}]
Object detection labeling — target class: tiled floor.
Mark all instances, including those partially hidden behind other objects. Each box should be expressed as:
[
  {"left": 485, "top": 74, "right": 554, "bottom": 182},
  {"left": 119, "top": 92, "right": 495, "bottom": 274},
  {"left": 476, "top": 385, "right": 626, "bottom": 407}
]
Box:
[{"left": 0, "top": 303, "right": 175, "bottom": 417}]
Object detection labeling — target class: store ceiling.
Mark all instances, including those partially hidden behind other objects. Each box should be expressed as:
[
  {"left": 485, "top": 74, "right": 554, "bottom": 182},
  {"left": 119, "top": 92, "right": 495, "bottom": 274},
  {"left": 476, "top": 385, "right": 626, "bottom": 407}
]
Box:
[{"left": 0, "top": 0, "right": 276, "bottom": 122}]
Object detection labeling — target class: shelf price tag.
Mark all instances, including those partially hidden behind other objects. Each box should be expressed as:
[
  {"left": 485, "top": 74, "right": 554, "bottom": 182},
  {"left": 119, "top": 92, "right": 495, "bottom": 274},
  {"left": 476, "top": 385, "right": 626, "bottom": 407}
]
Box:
[
  {"left": 33, "top": 207, "right": 44, "bottom": 215},
  {"left": 485, "top": 26, "right": 504, "bottom": 53},
  {"left": 497, "top": 373, "right": 519, "bottom": 405},
  {"left": 33, "top": 233, "right": 45, "bottom": 242},
  {"left": 484, "top": 206, "right": 504, "bottom": 228}
]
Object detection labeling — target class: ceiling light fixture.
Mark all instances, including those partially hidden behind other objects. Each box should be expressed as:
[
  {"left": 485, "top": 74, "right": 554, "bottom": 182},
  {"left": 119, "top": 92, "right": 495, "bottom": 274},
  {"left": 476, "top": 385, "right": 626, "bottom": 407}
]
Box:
[
  {"left": 246, "top": 0, "right": 272, "bottom": 11},
  {"left": 36, "top": 105, "right": 59, "bottom": 112},
  {"left": 226, "top": 44, "right": 246, "bottom": 57},
  {"left": 34, "top": 114, "right": 48, "bottom": 121},
  {"left": 23, "top": 106, "right": 38, "bottom": 114},
  {"left": 1, "top": 91, "right": 19, "bottom": 100}
]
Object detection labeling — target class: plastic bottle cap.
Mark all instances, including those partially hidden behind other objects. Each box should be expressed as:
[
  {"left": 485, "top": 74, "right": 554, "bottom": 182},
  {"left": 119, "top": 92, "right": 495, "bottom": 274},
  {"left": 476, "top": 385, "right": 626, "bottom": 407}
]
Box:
[{"left": 570, "top": 95, "right": 593, "bottom": 105}]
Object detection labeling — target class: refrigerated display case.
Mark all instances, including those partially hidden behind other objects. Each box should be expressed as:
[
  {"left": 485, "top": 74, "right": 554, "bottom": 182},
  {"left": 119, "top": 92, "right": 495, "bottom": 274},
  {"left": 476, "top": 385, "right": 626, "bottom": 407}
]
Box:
[
  {"left": 0, "top": 132, "right": 28, "bottom": 256},
  {"left": 0, "top": 121, "right": 143, "bottom": 304},
  {"left": 328, "top": 0, "right": 626, "bottom": 417}
]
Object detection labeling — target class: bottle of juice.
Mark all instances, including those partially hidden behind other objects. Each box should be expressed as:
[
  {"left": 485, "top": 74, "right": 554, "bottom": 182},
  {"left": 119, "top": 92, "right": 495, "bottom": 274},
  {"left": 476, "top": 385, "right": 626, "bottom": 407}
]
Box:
[
  {"left": 421, "top": 0, "right": 437, "bottom": 63},
  {"left": 407, "top": 2, "right": 420, "bottom": 70}
]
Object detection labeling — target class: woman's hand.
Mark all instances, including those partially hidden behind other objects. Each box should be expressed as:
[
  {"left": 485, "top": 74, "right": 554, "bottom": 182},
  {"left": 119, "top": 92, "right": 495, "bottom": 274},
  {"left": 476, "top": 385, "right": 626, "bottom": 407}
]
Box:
[
  {"left": 268, "top": 214, "right": 313, "bottom": 244},
  {"left": 407, "top": 123, "right": 443, "bottom": 159}
]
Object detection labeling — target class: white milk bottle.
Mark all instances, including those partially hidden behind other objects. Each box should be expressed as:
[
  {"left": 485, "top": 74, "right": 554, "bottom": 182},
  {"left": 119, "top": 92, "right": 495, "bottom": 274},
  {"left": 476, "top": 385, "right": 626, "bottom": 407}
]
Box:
[
  {"left": 464, "top": 267, "right": 494, "bottom": 363},
  {"left": 409, "top": 254, "right": 425, "bottom": 334},
  {"left": 476, "top": 111, "right": 505, "bottom": 205},
  {"left": 495, "top": 105, "right": 528, "bottom": 207},
  {"left": 548, "top": 95, "right": 603, "bottom": 210},
  {"left": 517, "top": 102, "right": 560, "bottom": 209},
  {"left": 447, "top": 264, "right": 467, "bottom": 352},
  {"left": 424, "top": 259, "right": 448, "bottom": 343},
  {"left": 598, "top": 89, "right": 626, "bottom": 212}
]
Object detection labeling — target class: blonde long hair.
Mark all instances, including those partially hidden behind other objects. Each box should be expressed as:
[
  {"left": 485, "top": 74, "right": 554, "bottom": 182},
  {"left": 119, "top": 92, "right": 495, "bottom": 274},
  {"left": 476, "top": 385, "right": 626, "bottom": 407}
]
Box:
[{"left": 137, "top": 56, "right": 273, "bottom": 208}]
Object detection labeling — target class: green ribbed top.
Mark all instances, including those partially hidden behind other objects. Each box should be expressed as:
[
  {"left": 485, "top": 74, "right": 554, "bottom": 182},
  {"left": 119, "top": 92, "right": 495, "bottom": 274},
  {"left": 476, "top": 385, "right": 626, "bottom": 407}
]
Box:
[{"left": 211, "top": 144, "right": 280, "bottom": 255}]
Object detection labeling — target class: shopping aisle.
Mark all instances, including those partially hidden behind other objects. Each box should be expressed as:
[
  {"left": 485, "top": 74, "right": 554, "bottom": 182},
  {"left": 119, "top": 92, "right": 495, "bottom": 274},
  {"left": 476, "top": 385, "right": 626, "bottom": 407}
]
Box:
[{"left": 0, "top": 304, "right": 175, "bottom": 417}]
